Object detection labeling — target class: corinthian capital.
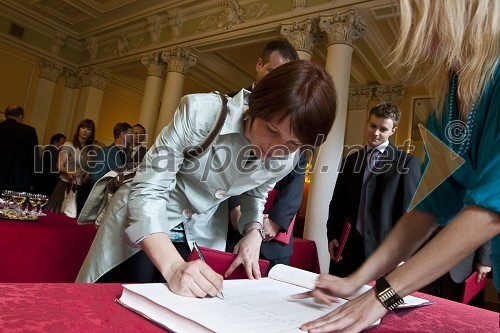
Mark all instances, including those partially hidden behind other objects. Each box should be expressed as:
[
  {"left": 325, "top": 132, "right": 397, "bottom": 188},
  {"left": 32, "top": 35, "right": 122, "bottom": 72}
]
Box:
[
  {"left": 280, "top": 18, "right": 320, "bottom": 56},
  {"left": 141, "top": 52, "right": 166, "bottom": 78},
  {"left": 64, "top": 68, "right": 81, "bottom": 89},
  {"left": 39, "top": 59, "right": 63, "bottom": 82},
  {"left": 319, "top": 9, "right": 367, "bottom": 48},
  {"left": 161, "top": 47, "right": 197, "bottom": 74},
  {"left": 374, "top": 85, "right": 405, "bottom": 106},
  {"left": 79, "top": 67, "right": 112, "bottom": 90},
  {"left": 348, "top": 86, "right": 374, "bottom": 110}
]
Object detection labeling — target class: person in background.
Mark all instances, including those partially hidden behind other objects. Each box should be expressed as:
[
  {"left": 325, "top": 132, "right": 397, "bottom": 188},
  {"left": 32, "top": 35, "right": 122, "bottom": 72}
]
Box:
[
  {"left": 38, "top": 133, "right": 66, "bottom": 195},
  {"left": 79, "top": 61, "right": 337, "bottom": 300},
  {"left": 421, "top": 229, "right": 491, "bottom": 306},
  {"left": 297, "top": 1, "right": 499, "bottom": 332},
  {"left": 0, "top": 105, "right": 39, "bottom": 192},
  {"left": 130, "top": 123, "right": 147, "bottom": 167},
  {"left": 88, "top": 122, "right": 133, "bottom": 187},
  {"left": 226, "top": 39, "right": 307, "bottom": 271},
  {"left": 45, "top": 119, "right": 95, "bottom": 215},
  {"left": 327, "top": 102, "right": 421, "bottom": 277}
]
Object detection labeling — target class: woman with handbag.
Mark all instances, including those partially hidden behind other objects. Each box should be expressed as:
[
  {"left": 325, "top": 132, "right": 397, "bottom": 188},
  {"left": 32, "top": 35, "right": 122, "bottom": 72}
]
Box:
[
  {"left": 46, "top": 119, "right": 95, "bottom": 218},
  {"left": 78, "top": 61, "right": 338, "bottom": 299}
]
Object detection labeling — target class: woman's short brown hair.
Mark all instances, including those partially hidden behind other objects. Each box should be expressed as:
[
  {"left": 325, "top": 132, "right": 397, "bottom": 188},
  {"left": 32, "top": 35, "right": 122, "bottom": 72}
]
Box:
[{"left": 248, "top": 60, "right": 337, "bottom": 147}]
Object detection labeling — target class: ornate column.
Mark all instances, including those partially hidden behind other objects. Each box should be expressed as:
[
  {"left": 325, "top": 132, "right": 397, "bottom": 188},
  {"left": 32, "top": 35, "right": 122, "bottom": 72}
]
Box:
[
  {"left": 31, "top": 59, "right": 63, "bottom": 143},
  {"left": 75, "top": 67, "right": 111, "bottom": 129},
  {"left": 155, "top": 47, "right": 197, "bottom": 137},
  {"left": 56, "top": 69, "right": 81, "bottom": 137},
  {"left": 139, "top": 52, "right": 166, "bottom": 146},
  {"left": 345, "top": 86, "right": 374, "bottom": 149},
  {"left": 280, "top": 18, "right": 319, "bottom": 60},
  {"left": 304, "top": 9, "right": 367, "bottom": 272}
]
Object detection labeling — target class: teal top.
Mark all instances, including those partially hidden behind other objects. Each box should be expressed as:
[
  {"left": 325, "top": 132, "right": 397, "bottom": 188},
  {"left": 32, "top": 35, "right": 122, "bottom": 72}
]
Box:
[{"left": 416, "top": 65, "right": 500, "bottom": 289}]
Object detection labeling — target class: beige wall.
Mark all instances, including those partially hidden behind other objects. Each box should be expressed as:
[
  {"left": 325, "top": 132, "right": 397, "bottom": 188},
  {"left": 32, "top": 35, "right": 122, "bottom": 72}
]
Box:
[
  {"left": 0, "top": 41, "right": 142, "bottom": 145},
  {"left": 0, "top": 41, "right": 38, "bottom": 125},
  {"left": 97, "top": 82, "right": 142, "bottom": 145}
]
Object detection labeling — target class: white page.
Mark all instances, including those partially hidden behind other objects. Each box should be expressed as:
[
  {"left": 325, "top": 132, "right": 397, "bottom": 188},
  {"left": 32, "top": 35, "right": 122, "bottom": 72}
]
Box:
[
  {"left": 122, "top": 280, "right": 357, "bottom": 333},
  {"left": 119, "top": 266, "right": 430, "bottom": 333},
  {"left": 268, "top": 264, "right": 319, "bottom": 290},
  {"left": 269, "top": 265, "right": 431, "bottom": 308}
]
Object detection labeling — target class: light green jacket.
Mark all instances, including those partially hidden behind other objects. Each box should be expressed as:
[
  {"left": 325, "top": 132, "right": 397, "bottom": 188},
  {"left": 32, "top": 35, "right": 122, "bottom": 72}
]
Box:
[{"left": 76, "top": 90, "right": 298, "bottom": 282}]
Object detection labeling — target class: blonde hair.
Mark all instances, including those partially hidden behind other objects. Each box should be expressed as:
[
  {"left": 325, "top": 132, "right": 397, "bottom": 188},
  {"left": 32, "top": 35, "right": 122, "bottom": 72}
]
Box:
[{"left": 393, "top": 0, "right": 499, "bottom": 120}]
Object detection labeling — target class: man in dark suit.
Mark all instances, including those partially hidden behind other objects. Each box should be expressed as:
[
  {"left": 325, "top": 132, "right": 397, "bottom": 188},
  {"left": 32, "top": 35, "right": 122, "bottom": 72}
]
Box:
[
  {"left": 226, "top": 39, "right": 304, "bottom": 270},
  {"left": 88, "top": 122, "right": 133, "bottom": 187},
  {"left": 38, "top": 133, "right": 66, "bottom": 195},
  {"left": 0, "top": 105, "right": 39, "bottom": 192},
  {"left": 327, "top": 102, "right": 421, "bottom": 277}
]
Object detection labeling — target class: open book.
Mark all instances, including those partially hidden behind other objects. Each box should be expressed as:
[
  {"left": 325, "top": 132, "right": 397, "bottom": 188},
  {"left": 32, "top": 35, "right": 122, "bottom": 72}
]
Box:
[{"left": 117, "top": 265, "right": 431, "bottom": 333}]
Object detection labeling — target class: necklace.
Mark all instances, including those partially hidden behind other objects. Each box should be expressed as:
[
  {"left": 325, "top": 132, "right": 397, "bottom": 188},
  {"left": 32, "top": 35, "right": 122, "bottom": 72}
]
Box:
[{"left": 446, "top": 73, "right": 478, "bottom": 157}]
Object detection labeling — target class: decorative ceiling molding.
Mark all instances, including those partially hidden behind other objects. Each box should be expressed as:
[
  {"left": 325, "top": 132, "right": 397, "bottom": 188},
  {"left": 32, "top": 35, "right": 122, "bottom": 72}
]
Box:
[
  {"left": 80, "top": 0, "right": 139, "bottom": 13},
  {"left": 35, "top": 0, "right": 95, "bottom": 25},
  {"left": 0, "top": 0, "right": 403, "bottom": 94}
]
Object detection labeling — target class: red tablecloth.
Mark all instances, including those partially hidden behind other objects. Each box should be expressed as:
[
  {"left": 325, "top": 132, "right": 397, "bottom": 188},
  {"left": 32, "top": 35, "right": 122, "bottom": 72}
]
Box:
[
  {"left": 0, "top": 283, "right": 497, "bottom": 332},
  {"left": 0, "top": 212, "right": 97, "bottom": 282},
  {"left": 290, "top": 237, "right": 321, "bottom": 273},
  {"left": 0, "top": 214, "right": 320, "bottom": 282}
]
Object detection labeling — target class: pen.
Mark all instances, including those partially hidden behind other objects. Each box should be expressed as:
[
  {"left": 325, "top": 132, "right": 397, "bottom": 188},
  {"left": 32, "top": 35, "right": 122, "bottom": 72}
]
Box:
[{"left": 193, "top": 242, "right": 225, "bottom": 300}]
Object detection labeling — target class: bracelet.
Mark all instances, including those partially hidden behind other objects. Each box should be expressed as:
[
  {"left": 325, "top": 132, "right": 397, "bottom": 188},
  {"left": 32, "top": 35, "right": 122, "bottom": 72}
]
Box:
[
  {"left": 243, "top": 222, "right": 266, "bottom": 240},
  {"left": 375, "top": 276, "right": 404, "bottom": 310}
]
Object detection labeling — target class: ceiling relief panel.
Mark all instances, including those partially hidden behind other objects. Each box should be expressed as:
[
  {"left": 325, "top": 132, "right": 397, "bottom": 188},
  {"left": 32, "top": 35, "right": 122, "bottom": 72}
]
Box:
[
  {"left": 80, "top": 0, "right": 139, "bottom": 13},
  {"left": 36, "top": 0, "right": 93, "bottom": 25},
  {"left": 197, "top": 1, "right": 271, "bottom": 32}
]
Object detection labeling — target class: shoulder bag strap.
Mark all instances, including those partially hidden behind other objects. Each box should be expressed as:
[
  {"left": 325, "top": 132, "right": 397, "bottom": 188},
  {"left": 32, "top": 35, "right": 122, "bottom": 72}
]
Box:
[
  {"left": 182, "top": 91, "right": 229, "bottom": 159},
  {"left": 107, "top": 92, "right": 229, "bottom": 194}
]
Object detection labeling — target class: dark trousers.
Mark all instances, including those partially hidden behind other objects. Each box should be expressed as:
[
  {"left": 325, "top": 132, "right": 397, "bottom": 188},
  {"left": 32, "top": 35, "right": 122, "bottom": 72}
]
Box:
[
  {"left": 97, "top": 242, "right": 191, "bottom": 283},
  {"left": 329, "top": 228, "right": 365, "bottom": 278}
]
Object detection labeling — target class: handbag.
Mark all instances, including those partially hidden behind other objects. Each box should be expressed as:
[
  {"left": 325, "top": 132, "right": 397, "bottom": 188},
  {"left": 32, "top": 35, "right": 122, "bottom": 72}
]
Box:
[
  {"left": 78, "top": 92, "right": 229, "bottom": 227},
  {"left": 61, "top": 181, "right": 78, "bottom": 218}
]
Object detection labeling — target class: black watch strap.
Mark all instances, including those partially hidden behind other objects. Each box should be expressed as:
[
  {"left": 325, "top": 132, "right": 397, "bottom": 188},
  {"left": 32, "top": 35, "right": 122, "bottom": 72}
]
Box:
[{"left": 375, "top": 276, "right": 404, "bottom": 310}]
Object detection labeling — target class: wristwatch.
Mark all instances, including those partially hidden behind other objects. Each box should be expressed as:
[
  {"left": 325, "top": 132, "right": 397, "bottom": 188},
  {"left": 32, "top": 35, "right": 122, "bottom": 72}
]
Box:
[
  {"left": 243, "top": 222, "right": 267, "bottom": 240},
  {"left": 375, "top": 276, "right": 404, "bottom": 310}
]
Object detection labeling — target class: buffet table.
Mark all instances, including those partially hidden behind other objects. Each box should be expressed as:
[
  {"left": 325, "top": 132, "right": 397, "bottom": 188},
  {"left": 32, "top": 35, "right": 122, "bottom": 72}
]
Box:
[
  {"left": 0, "top": 283, "right": 497, "bottom": 332},
  {"left": 0, "top": 212, "right": 96, "bottom": 282}
]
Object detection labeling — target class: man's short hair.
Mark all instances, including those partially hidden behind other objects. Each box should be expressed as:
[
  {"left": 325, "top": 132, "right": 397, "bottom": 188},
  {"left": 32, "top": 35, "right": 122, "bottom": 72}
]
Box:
[
  {"left": 132, "top": 123, "right": 146, "bottom": 133},
  {"left": 113, "top": 122, "right": 132, "bottom": 139},
  {"left": 50, "top": 133, "right": 66, "bottom": 145},
  {"left": 369, "top": 102, "right": 401, "bottom": 126},
  {"left": 5, "top": 105, "right": 24, "bottom": 118},
  {"left": 260, "top": 39, "right": 299, "bottom": 64}
]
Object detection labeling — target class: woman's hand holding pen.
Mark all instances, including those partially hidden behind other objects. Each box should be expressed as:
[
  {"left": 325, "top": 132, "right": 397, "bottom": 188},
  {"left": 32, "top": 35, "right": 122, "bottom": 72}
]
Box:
[
  {"left": 226, "top": 230, "right": 262, "bottom": 279},
  {"left": 167, "top": 260, "right": 224, "bottom": 298},
  {"left": 142, "top": 233, "right": 223, "bottom": 298}
]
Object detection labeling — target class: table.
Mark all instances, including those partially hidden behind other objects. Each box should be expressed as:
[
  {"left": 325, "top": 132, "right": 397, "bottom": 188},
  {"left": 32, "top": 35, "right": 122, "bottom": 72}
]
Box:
[
  {"left": 0, "top": 212, "right": 320, "bottom": 282},
  {"left": 0, "top": 212, "right": 97, "bottom": 282},
  {"left": 290, "top": 237, "right": 321, "bottom": 273},
  {"left": 0, "top": 283, "right": 498, "bottom": 332}
]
